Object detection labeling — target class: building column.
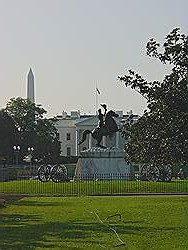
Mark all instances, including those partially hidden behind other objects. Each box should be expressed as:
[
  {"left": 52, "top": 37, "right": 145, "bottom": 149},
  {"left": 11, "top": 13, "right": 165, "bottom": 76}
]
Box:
[
  {"left": 75, "top": 130, "right": 79, "bottom": 156},
  {"left": 89, "top": 134, "right": 92, "bottom": 149},
  {"left": 103, "top": 136, "right": 107, "bottom": 147},
  {"left": 115, "top": 131, "right": 119, "bottom": 148}
]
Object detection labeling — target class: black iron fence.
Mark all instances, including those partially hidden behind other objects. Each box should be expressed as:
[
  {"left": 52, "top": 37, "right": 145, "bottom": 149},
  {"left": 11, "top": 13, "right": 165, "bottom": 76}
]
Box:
[
  {"left": 0, "top": 170, "right": 187, "bottom": 196},
  {"left": 0, "top": 165, "right": 38, "bottom": 182}
]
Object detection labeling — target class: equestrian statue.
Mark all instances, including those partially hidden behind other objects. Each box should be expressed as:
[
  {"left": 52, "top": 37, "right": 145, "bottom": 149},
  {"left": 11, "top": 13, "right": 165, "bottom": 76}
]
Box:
[{"left": 79, "top": 104, "right": 119, "bottom": 148}]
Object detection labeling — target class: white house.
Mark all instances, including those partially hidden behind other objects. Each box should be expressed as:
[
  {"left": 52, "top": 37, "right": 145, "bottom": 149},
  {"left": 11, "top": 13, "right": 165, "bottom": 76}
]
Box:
[{"left": 55, "top": 110, "right": 139, "bottom": 156}]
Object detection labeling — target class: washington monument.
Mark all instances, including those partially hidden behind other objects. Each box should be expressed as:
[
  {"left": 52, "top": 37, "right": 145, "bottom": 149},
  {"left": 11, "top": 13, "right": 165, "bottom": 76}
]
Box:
[{"left": 27, "top": 68, "right": 35, "bottom": 103}]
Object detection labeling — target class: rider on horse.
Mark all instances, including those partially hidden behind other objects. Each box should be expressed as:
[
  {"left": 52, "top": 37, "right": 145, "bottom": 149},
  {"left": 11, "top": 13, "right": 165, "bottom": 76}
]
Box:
[
  {"left": 79, "top": 104, "right": 119, "bottom": 148},
  {"left": 98, "top": 104, "right": 107, "bottom": 128}
]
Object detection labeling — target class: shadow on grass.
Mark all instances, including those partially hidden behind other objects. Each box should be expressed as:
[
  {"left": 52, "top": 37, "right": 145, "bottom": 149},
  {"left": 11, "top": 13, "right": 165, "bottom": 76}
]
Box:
[
  {"left": 6, "top": 198, "right": 77, "bottom": 208},
  {"left": 12, "top": 200, "right": 62, "bottom": 207},
  {"left": 0, "top": 213, "right": 42, "bottom": 224},
  {"left": 0, "top": 210, "right": 182, "bottom": 249},
  {"left": 0, "top": 220, "right": 104, "bottom": 248}
]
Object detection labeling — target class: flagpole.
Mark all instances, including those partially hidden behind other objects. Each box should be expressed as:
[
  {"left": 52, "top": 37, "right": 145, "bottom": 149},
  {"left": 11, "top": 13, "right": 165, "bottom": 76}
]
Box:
[
  {"left": 95, "top": 84, "right": 98, "bottom": 115},
  {"left": 95, "top": 84, "right": 101, "bottom": 115}
]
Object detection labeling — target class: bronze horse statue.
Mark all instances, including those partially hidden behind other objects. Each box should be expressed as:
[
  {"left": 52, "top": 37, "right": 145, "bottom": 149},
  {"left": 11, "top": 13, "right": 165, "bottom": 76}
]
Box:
[{"left": 79, "top": 110, "right": 119, "bottom": 148}]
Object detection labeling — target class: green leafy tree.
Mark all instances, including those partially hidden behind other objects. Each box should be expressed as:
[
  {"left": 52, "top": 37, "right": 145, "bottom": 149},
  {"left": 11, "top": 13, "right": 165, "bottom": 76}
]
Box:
[
  {"left": 118, "top": 28, "right": 188, "bottom": 166},
  {"left": 0, "top": 110, "right": 18, "bottom": 164},
  {"left": 34, "top": 118, "right": 61, "bottom": 164},
  {"left": 5, "top": 97, "right": 61, "bottom": 163}
]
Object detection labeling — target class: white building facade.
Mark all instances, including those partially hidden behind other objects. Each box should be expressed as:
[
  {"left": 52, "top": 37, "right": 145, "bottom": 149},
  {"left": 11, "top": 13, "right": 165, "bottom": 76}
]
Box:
[{"left": 55, "top": 110, "right": 139, "bottom": 156}]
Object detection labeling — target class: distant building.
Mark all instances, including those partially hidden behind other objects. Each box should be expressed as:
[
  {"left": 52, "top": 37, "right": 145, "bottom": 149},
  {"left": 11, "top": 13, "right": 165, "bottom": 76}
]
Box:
[
  {"left": 54, "top": 110, "right": 139, "bottom": 156},
  {"left": 27, "top": 68, "right": 35, "bottom": 103}
]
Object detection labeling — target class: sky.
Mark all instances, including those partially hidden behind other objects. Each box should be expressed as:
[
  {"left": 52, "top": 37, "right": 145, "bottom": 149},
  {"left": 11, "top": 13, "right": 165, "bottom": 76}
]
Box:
[{"left": 0, "top": 0, "right": 187, "bottom": 117}]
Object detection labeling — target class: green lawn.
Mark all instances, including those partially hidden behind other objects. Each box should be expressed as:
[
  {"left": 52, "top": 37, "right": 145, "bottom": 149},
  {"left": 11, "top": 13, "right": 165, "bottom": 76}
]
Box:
[
  {"left": 0, "top": 196, "right": 188, "bottom": 249},
  {"left": 0, "top": 179, "right": 188, "bottom": 196}
]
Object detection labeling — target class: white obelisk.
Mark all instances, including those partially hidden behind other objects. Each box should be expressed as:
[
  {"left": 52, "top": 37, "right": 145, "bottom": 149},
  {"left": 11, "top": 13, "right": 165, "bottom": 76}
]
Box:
[{"left": 27, "top": 68, "right": 35, "bottom": 103}]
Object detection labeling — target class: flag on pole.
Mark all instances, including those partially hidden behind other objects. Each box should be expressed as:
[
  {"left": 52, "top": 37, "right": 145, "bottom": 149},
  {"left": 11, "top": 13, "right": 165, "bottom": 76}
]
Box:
[{"left": 96, "top": 87, "right": 101, "bottom": 94}]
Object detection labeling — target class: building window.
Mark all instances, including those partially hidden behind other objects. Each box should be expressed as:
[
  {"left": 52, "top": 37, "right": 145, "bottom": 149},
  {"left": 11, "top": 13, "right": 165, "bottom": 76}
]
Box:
[
  {"left": 67, "top": 147, "right": 71, "bottom": 156},
  {"left": 66, "top": 133, "right": 71, "bottom": 140}
]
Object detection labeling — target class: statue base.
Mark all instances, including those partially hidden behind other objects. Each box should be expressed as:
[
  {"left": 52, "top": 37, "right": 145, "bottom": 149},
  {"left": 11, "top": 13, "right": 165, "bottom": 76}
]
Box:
[{"left": 74, "top": 147, "right": 134, "bottom": 180}]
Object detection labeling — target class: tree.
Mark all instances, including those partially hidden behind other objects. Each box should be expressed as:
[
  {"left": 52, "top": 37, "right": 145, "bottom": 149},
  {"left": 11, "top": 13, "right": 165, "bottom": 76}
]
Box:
[
  {"left": 33, "top": 118, "right": 61, "bottom": 164},
  {"left": 5, "top": 97, "right": 61, "bottom": 163},
  {"left": 0, "top": 110, "right": 18, "bottom": 164},
  {"left": 118, "top": 28, "right": 188, "bottom": 166}
]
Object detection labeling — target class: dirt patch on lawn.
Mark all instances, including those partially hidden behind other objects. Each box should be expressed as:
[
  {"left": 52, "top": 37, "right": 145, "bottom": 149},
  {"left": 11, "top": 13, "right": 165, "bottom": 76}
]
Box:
[{"left": 0, "top": 194, "right": 29, "bottom": 202}]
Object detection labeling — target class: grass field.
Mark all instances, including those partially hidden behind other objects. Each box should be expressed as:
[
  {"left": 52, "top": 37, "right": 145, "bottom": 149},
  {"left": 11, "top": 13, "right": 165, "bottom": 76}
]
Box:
[
  {"left": 0, "top": 196, "right": 188, "bottom": 249},
  {"left": 0, "top": 179, "right": 188, "bottom": 196}
]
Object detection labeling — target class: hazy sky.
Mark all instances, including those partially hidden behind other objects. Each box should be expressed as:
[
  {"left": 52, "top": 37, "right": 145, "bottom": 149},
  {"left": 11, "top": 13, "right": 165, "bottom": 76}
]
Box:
[{"left": 0, "top": 0, "right": 187, "bottom": 117}]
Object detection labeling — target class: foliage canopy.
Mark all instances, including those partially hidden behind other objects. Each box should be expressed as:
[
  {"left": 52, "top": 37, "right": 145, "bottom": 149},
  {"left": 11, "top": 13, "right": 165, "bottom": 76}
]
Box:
[
  {"left": 0, "top": 110, "right": 18, "bottom": 163},
  {"left": 118, "top": 28, "right": 188, "bottom": 166},
  {"left": 4, "top": 97, "right": 61, "bottom": 164}
]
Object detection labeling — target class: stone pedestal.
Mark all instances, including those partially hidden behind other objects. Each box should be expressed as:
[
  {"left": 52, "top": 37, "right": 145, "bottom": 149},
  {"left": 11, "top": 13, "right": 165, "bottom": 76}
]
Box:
[{"left": 74, "top": 147, "right": 134, "bottom": 180}]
